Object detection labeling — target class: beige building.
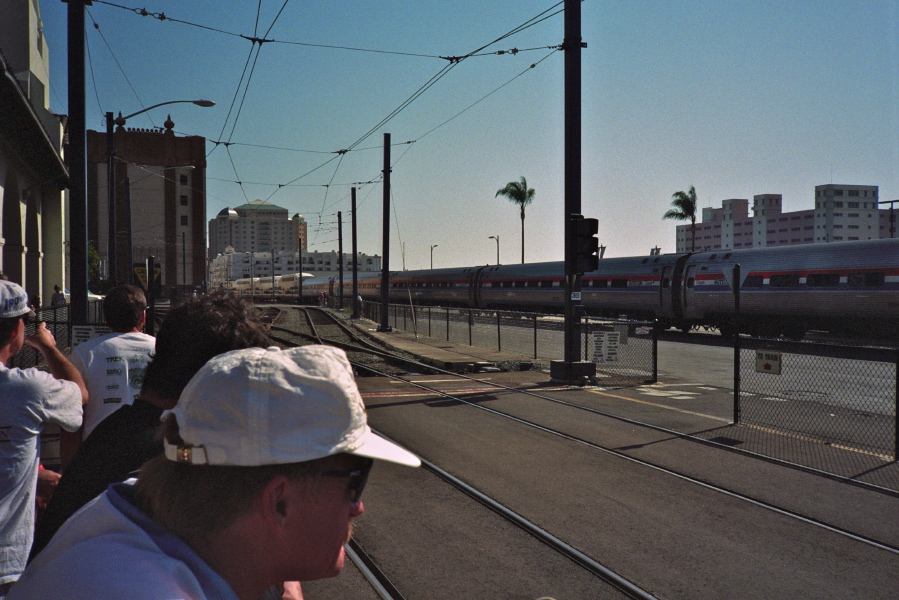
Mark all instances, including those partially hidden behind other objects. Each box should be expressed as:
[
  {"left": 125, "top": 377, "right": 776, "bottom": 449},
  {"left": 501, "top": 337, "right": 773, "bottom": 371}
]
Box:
[
  {"left": 86, "top": 122, "right": 206, "bottom": 292},
  {"left": 675, "top": 184, "right": 887, "bottom": 253},
  {"left": 0, "top": 0, "right": 68, "bottom": 303},
  {"left": 208, "top": 200, "right": 307, "bottom": 261}
]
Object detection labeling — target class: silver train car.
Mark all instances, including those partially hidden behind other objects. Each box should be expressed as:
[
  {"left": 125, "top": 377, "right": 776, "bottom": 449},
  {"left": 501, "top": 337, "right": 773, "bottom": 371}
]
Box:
[{"left": 282, "top": 239, "right": 899, "bottom": 339}]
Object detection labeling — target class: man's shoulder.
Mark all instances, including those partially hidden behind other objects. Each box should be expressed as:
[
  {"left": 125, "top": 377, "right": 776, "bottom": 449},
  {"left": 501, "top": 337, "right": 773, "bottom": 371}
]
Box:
[{"left": 12, "top": 491, "right": 213, "bottom": 600}]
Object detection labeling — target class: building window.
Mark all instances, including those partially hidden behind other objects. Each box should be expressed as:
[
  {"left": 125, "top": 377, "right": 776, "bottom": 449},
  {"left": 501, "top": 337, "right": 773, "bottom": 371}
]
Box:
[
  {"left": 180, "top": 195, "right": 188, "bottom": 206},
  {"left": 181, "top": 215, "right": 189, "bottom": 226},
  {"left": 179, "top": 174, "right": 189, "bottom": 185}
]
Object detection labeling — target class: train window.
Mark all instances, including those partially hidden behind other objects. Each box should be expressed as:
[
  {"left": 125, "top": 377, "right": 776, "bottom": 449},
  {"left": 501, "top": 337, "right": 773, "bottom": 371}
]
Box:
[
  {"left": 592, "top": 279, "right": 608, "bottom": 288},
  {"left": 661, "top": 277, "right": 670, "bottom": 289},
  {"left": 514, "top": 281, "right": 526, "bottom": 288},
  {"left": 541, "top": 280, "right": 554, "bottom": 288},
  {"left": 723, "top": 253, "right": 732, "bottom": 259},
  {"left": 641, "top": 258, "right": 649, "bottom": 264},
  {"left": 685, "top": 277, "right": 694, "bottom": 289},
  {"left": 611, "top": 279, "right": 628, "bottom": 289},
  {"left": 847, "top": 272, "right": 885, "bottom": 287},
  {"left": 502, "top": 281, "right": 513, "bottom": 288},
  {"left": 527, "top": 281, "right": 539, "bottom": 288},
  {"left": 769, "top": 274, "right": 800, "bottom": 288},
  {"left": 806, "top": 273, "right": 840, "bottom": 287},
  {"left": 708, "top": 254, "right": 717, "bottom": 260},
  {"left": 491, "top": 282, "right": 501, "bottom": 288},
  {"left": 742, "top": 275, "right": 764, "bottom": 288}
]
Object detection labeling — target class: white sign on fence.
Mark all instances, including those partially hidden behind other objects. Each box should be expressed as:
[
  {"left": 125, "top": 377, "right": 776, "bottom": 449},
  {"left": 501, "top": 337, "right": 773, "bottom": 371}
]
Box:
[
  {"left": 755, "top": 350, "right": 782, "bottom": 375},
  {"left": 592, "top": 331, "right": 620, "bottom": 363}
]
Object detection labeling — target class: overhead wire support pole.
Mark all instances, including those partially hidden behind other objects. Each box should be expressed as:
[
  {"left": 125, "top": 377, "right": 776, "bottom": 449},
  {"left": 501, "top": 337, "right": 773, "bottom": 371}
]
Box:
[
  {"left": 68, "top": 0, "right": 90, "bottom": 325},
  {"left": 551, "top": 0, "right": 594, "bottom": 384},
  {"left": 338, "top": 211, "right": 344, "bottom": 309},
  {"left": 378, "top": 133, "right": 392, "bottom": 332},
  {"left": 106, "top": 112, "right": 116, "bottom": 287},
  {"left": 351, "top": 187, "right": 359, "bottom": 319}
]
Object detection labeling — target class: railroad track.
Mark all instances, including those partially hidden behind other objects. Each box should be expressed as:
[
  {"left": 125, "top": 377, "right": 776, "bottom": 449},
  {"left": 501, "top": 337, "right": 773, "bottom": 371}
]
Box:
[{"left": 268, "top": 309, "right": 899, "bottom": 598}]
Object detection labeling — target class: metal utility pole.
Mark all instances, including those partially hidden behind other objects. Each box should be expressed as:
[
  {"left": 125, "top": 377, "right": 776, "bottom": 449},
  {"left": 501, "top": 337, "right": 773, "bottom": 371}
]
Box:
[
  {"left": 338, "top": 211, "right": 344, "bottom": 309},
  {"left": 351, "top": 187, "right": 359, "bottom": 319},
  {"left": 106, "top": 111, "right": 117, "bottom": 286},
  {"left": 68, "top": 0, "right": 90, "bottom": 324},
  {"left": 551, "top": 0, "right": 595, "bottom": 384},
  {"left": 378, "top": 133, "right": 392, "bottom": 331}
]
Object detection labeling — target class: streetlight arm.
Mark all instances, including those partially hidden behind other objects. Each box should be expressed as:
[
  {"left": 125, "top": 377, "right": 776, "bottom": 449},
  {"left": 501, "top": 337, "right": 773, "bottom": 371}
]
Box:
[{"left": 120, "top": 99, "right": 215, "bottom": 122}]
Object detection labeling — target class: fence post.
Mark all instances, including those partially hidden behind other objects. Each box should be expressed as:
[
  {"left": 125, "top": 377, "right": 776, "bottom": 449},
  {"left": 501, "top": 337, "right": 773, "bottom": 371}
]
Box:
[
  {"left": 428, "top": 307, "right": 432, "bottom": 338},
  {"left": 496, "top": 312, "right": 501, "bottom": 352},
  {"left": 895, "top": 347, "right": 898, "bottom": 461},
  {"left": 652, "top": 320, "right": 658, "bottom": 383},
  {"left": 583, "top": 317, "right": 589, "bottom": 362},
  {"left": 468, "top": 309, "right": 473, "bottom": 346},
  {"left": 733, "top": 264, "right": 741, "bottom": 424},
  {"left": 446, "top": 307, "right": 450, "bottom": 341},
  {"left": 533, "top": 314, "right": 538, "bottom": 359}
]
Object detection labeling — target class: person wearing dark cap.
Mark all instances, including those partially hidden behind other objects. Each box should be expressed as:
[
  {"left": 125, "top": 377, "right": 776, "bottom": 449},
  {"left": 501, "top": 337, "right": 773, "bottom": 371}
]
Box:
[
  {"left": 10, "top": 345, "right": 420, "bottom": 600},
  {"left": 0, "top": 281, "right": 87, "bottom": 598}
]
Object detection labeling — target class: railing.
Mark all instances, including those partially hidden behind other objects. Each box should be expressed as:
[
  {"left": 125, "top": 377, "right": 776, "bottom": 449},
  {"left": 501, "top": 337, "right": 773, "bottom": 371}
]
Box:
[{"left": 357, "top": 300, "right": 656, "bottom": 388}]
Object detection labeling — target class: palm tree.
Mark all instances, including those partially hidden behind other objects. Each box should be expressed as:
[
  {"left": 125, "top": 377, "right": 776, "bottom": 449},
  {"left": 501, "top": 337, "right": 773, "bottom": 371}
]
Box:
[
  {"left": 495, "top": 176, "right": 535, "bottom": 264},
  {"left": 663, "top": 185, "right": 698, "bottom": 252}
]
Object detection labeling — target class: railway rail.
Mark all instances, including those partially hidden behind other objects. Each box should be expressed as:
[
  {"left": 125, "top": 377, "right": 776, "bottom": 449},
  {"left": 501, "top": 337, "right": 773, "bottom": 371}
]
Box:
[{"left": 268, "top": 308, "right": 899, "bottom": 599}]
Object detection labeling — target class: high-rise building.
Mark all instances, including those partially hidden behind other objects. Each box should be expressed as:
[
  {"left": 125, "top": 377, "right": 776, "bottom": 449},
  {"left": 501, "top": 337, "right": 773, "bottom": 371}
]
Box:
[
  {"left": 86, "top": 118, "right": 206, "bottom": 292},
  {"left": 208, "top": 200, "right": 307, "bottom": 259},
  {"left": 674, "top": 184, "right": 887, "bottom": 253}
]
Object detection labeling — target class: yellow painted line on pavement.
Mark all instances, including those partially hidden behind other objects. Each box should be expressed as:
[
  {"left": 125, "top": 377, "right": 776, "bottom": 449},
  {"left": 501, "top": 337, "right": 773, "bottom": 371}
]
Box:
[{"left": 586, "top": 389, "right": 732, "bottom": 423}]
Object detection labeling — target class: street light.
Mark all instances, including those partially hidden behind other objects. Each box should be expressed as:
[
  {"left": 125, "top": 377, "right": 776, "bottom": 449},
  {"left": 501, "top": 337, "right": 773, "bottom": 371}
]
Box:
[
  {"left": 489, "top": 235, "right": 500, "bottom": 265},
  {"left": 106, "top": 99, "right": 214, "bottom": 286},
  {"left": 430, "top": 244, "right": 438, "bottom": 269}
]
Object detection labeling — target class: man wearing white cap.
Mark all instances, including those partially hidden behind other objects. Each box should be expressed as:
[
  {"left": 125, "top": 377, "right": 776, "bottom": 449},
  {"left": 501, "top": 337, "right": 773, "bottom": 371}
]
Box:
[
  {"left": 0, "top": 280, "right": 87, "bottom": 598},
  {"left": 9, "top": 345, "right": 419, "bottom": 600}
]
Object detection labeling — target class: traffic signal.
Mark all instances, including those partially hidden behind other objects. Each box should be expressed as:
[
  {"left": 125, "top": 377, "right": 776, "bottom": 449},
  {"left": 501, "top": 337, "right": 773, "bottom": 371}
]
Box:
[{"left": 574, "top": 216, "right": 599, "bottom": 274}]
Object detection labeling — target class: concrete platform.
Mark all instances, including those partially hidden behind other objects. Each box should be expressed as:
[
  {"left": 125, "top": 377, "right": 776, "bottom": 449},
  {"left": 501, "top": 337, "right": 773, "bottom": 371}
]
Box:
[{"left": 352, "top": 318, "right": 535, "bottom": 372}]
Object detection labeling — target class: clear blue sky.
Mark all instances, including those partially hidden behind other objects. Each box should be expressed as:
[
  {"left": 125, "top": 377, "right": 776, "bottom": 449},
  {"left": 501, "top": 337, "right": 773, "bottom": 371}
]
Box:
[{"left": 39, "top": 0, "right": 899, "bottom": 269}]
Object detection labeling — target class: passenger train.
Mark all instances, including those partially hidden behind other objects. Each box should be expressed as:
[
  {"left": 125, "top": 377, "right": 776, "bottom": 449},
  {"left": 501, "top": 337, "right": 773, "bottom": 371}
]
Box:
[{"left": 223, "top": 239, "right": 899, "bottom": 339}]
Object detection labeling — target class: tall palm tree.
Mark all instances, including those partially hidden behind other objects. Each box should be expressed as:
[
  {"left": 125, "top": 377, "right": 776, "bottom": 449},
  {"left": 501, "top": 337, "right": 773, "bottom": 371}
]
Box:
[
  {"left": 663, "top": 185, "right": 698, "bottom": 252},
  {"left": 495, "top": 176, "right": 535, "bottom": 264}
]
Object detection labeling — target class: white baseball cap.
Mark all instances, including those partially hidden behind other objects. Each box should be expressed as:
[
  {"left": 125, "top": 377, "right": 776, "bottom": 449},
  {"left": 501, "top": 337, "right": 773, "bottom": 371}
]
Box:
[
  {"left": 0, "top": 280, "right": 36, "bottom": 319},
  {"left": 162, "top": 345, "right": 420, "bottom": 468}
]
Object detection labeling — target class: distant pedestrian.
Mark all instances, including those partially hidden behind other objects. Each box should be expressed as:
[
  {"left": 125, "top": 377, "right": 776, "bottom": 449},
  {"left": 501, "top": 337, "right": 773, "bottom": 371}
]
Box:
[
  {"left": 0, "top": 280, "right": 87, "bottom": 596},
  {"left": 49, "top": 286, "right": 65, "bottom": 307}
]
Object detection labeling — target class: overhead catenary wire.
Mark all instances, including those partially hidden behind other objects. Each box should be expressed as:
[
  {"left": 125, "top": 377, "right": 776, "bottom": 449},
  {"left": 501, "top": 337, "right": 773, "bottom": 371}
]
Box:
[{"left": 88, "top": 0, "right": 568, "bottom": 236}]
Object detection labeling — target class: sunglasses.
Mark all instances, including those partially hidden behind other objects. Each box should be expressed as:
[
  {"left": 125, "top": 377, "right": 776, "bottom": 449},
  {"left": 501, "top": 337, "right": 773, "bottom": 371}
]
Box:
[{"left": 317, "top": 458, "right": 373, "bottom": 503}]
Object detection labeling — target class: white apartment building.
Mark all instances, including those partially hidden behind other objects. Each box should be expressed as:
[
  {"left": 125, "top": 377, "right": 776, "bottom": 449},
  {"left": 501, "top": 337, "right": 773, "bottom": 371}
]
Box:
[
  {"left": 209, "top": 246, "right": 382, "bottom": 286},
  {"left": 674, "top": 184, "right": 888, "bottom": 253}
]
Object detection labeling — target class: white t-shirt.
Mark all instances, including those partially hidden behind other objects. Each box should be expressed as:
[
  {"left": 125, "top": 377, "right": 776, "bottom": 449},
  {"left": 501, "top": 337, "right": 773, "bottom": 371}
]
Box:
[
  {"left": 0, "top": 365, "right": 82, "bottom": 586},
  {"left": 69, "top": 331, "right": 156, "bottom": 439},
  {"left": 8, "top": 481, "right": 238, "bottom": 600}
]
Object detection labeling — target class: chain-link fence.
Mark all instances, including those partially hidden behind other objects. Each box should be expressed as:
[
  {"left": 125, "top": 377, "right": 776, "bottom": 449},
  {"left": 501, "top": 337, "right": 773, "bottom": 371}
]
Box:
[
  {"left": 728, "top": 340, "right": 898, "bottom": 483},
  {"left": 361, "top": 301, "right": 656, "bottom": 387},
  {"left": 7, "top": 303, "right": 105, "bottom": 370}
]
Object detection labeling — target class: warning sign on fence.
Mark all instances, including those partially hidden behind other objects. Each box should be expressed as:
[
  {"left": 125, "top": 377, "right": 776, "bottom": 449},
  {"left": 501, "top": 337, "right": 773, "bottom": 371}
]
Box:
[{"left": 592, "top": 331, "right": 620, "bottom": 363}]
